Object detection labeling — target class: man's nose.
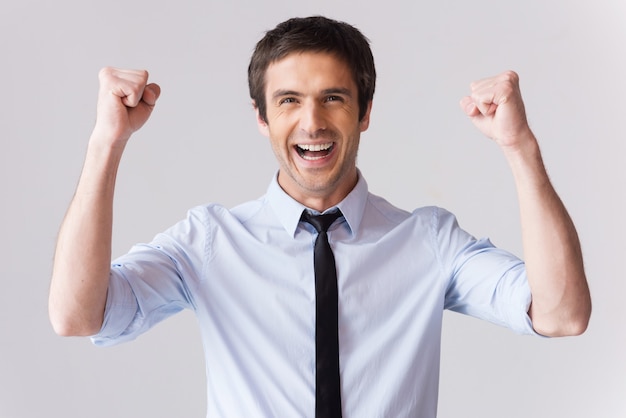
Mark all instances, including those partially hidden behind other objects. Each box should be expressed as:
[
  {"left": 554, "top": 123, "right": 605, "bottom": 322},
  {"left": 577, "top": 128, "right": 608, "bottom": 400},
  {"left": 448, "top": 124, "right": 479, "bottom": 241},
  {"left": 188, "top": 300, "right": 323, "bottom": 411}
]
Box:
[{"left": 299, "top": 102, "right": 327, "bottom": 135}]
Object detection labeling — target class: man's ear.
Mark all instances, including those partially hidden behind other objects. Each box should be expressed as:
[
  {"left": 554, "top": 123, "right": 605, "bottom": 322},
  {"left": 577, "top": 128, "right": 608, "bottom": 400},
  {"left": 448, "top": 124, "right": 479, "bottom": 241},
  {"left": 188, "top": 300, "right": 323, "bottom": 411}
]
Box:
[
  {"left": 253, "top": 100, "right": 269, "bottom": 137},
  {"left": 359, "top": 101, "right": 373, "bottom": 132}
]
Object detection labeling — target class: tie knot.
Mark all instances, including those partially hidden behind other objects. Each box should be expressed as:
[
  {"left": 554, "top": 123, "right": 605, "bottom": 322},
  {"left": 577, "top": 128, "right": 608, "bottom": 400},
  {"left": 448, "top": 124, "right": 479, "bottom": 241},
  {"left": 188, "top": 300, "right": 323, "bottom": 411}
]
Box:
[{"left": 301, "top": 210, "right": 343, "bottom": 233}]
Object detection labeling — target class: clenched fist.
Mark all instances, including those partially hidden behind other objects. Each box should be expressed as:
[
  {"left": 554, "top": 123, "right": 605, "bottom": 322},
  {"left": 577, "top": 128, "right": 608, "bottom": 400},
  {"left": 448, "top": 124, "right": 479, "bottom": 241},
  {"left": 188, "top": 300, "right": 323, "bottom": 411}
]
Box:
[
  {"left": 460, "top": 71, "right": 533, "bottom": 151},
  {"left": 91, "top": 67, "right": 161, "bottom": 148}
]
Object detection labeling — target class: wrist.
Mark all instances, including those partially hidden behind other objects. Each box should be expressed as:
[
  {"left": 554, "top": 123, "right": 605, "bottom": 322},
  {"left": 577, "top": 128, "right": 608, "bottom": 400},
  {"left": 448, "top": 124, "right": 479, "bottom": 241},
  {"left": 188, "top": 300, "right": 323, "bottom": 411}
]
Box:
[
  {"left": 501, "top": 131, "right": 552, "bottom": 192},
  {"left": 87, "top": 129, "right": 128, "bottom": 160},
  {"left": 500, "top": 129, "right": 540, "bottom": 163}
]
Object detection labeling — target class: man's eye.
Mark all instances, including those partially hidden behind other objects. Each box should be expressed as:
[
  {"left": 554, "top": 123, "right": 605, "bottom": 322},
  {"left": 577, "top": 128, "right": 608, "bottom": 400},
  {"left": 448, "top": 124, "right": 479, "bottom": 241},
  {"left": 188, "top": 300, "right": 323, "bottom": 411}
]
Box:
[
  {"left": 279, "top": 97, "right": 297, "bottom": 105},
  {"left": 325, "top": 95, "right": 343, "bottom": 102}
]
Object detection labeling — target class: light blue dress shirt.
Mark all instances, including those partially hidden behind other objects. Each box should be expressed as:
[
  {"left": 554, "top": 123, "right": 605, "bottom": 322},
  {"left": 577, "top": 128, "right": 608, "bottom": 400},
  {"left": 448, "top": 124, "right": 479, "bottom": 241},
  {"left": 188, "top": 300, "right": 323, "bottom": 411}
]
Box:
[{"left": 93, "top": 172, "right": 536, "bottom": 417}]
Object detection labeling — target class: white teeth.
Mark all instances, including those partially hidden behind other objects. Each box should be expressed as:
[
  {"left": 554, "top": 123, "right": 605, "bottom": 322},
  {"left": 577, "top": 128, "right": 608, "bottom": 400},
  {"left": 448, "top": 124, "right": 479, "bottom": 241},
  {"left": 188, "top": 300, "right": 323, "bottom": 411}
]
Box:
[{"left": 297, "top": 143, "right": 333, "bottom": 152}]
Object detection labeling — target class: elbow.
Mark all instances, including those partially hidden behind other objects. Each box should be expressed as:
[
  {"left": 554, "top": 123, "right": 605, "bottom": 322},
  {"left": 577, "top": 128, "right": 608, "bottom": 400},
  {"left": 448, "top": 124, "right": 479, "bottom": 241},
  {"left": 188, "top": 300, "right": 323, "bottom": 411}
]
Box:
[
  {"left": 50, "top": 318, "right": 99, "bottom": 337},
  {"left": 557, "top": 314, "right": 590, "bottom": 337},
  {"left": 50, "top": 315, "right": 101, "bottom": 337},
  {"left": 48, "top": 302, "right": 103, "bottom": 337},
  {"left": 48, "top": 276, "right": 107, "bottom": 337},
  {"left": 50, "top": 320, "right": 74, "bottom": 337},
  {"left": 565, "top": 294, "right": 593, "bottom": 336},
  {"left": 531, "top": 303, "right": 592, "bottom": 337},
  {"left": 532, "top": 321, "right": 584, "bottom": 338},
  {"left": 529, "top": 277, "right": 592, "bottom": 337},
  {"left": 568, "top": 306, "right": 592, "bottom": 336}
]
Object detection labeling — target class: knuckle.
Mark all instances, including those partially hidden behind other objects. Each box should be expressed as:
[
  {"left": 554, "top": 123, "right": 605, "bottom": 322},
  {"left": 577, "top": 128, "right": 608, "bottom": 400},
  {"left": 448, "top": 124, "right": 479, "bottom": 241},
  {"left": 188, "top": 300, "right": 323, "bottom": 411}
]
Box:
[
  {"left": 502, "top": 70, "right": 519, "bottom": 83},
  {"left": 98, "top": 66, "right": 113, "bottom": 80}
]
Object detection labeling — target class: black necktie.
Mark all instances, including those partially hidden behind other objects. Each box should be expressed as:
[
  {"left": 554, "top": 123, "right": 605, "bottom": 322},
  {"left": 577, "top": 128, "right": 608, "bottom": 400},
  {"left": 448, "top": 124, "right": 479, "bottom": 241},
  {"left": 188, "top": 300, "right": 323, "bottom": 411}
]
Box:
[{"left": 301, "top": 210, "right": 343, "bottom": 418}]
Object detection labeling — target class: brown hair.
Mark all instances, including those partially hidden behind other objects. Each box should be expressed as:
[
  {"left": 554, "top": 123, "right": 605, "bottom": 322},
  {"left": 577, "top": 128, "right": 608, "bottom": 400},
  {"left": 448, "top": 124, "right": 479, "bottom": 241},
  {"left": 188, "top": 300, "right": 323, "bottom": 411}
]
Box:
[{"left": 248, "top": 16, "right": 376, "bottom": 123}]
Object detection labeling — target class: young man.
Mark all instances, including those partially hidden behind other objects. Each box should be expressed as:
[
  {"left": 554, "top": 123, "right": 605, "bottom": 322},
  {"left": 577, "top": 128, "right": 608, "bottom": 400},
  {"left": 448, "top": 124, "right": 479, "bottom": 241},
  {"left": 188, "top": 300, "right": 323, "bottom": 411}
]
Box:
[{"left": 49, "top": 16, "right": 591, "bottom": 417}]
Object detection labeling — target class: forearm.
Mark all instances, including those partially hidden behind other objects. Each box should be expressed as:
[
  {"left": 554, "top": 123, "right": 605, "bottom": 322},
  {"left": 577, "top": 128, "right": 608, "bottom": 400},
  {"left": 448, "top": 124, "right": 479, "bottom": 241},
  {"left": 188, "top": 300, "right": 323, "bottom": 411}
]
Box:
[
  {"left": 49, "top": 138, "right": 124, "bottom": 336},
  {"left": 504, "top": 133, "right": 591, "bottom": 336},
  {"left": 460, "top": 71, "right": 591, "bottom": 336},
  {"left": 49, "top": 68, "right": 159, "bottom": 337}
]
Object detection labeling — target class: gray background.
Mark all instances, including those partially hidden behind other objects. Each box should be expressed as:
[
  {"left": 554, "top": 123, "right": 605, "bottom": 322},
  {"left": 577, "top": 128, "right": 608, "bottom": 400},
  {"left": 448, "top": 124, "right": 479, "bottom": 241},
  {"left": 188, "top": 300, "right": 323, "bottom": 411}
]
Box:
[{"left": 1, "top": 0, "right": 624, "bottom": 417}]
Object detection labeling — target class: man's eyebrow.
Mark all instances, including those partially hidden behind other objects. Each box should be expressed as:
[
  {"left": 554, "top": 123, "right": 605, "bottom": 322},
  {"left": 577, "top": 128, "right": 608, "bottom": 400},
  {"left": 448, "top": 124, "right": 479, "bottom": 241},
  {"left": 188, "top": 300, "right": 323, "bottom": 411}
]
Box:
[
  {"left": 270, "top": 88, "right": 354, "bottom": 100},
  {"left": 321, "top": 88, "right": 353, "bottom": 97},
  {"left": 271, "top": 90, "right": 302, "bottom": 100}
]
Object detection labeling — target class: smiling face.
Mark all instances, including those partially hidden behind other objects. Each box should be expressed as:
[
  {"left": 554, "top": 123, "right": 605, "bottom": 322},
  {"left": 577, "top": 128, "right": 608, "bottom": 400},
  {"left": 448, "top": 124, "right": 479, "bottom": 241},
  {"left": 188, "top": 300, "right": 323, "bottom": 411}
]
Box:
[{"left": 256, "top": 51, "right": 372, "bottom": 211}]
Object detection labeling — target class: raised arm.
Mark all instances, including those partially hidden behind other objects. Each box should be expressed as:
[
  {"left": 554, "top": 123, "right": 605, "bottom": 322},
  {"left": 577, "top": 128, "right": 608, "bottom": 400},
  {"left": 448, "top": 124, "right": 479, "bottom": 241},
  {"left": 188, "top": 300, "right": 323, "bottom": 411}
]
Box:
[
  {"left": 460, "top": 71, "right": 591, "bottom": 337},
  {"left": 49, "top": 68, "right": 161, "bottom": 336}
]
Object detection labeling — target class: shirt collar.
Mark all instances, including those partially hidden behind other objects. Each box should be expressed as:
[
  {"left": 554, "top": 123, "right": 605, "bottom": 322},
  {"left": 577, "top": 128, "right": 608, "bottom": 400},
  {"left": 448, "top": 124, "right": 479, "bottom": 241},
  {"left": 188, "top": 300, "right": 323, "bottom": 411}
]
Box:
[{"left": 266, "top": 170, "right": 369, "bottom": 238}]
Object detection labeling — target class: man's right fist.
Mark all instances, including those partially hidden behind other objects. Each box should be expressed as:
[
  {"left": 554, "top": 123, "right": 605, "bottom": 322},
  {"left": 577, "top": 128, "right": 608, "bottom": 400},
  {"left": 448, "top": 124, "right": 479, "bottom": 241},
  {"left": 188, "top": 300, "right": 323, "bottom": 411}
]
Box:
[{"left": 92, "top": 67, "right": 161, "bottom": 147}]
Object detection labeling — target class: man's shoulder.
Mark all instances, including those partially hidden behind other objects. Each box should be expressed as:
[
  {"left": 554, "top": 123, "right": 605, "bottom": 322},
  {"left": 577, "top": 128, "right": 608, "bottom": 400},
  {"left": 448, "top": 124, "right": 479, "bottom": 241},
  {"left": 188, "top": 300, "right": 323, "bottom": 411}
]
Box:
[
  {"left": 365, "top": 192, "right": 451, "bottom": 224},
  {"left": 185, "top": 196, "right": 267, "bottom": 225}
]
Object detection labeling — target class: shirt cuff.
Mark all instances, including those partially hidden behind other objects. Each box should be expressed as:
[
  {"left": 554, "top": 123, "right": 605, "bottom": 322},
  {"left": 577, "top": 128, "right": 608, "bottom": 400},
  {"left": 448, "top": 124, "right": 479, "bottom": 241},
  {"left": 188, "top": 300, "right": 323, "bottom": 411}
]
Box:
[
  {"left": 515, "top": 280, "right": 548, "bottom": 337},
  {"left": 90, "top": 269, "right": 138, "bottom": 347}
]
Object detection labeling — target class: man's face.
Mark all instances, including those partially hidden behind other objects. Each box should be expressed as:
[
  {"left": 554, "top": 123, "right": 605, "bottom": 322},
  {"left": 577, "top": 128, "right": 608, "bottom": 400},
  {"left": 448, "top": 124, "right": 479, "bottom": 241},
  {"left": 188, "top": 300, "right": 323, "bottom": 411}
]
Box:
[{"left": 256, "top": 51, "right": 371, "bottom": 211}]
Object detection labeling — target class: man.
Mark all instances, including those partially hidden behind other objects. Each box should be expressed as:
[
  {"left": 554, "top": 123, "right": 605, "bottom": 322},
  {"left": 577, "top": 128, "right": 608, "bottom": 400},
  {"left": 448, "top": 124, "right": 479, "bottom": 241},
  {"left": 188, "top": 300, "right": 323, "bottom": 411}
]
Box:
[{"left": 49, "top": 16, "right": 591, "bottom": 417}]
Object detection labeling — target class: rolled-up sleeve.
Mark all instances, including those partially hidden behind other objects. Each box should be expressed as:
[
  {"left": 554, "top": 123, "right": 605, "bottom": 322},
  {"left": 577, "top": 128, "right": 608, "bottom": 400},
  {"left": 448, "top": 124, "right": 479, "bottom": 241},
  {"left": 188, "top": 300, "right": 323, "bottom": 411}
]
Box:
[
  {"left": 91, "top": 207, "right": 209, "bottom": 347},
  {"left": 91, "top": 268, "right": 139, "bottom": 346},
  {"left": 436, "top": 208, "right": 538, "bottom": 336}
]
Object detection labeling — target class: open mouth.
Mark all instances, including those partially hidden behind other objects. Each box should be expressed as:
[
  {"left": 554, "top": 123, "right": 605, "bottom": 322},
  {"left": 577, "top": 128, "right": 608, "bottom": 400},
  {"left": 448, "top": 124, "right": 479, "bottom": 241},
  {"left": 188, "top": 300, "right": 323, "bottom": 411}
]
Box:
[{"left": 295, "top": 142, "right": 335, "bottom": 161}]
